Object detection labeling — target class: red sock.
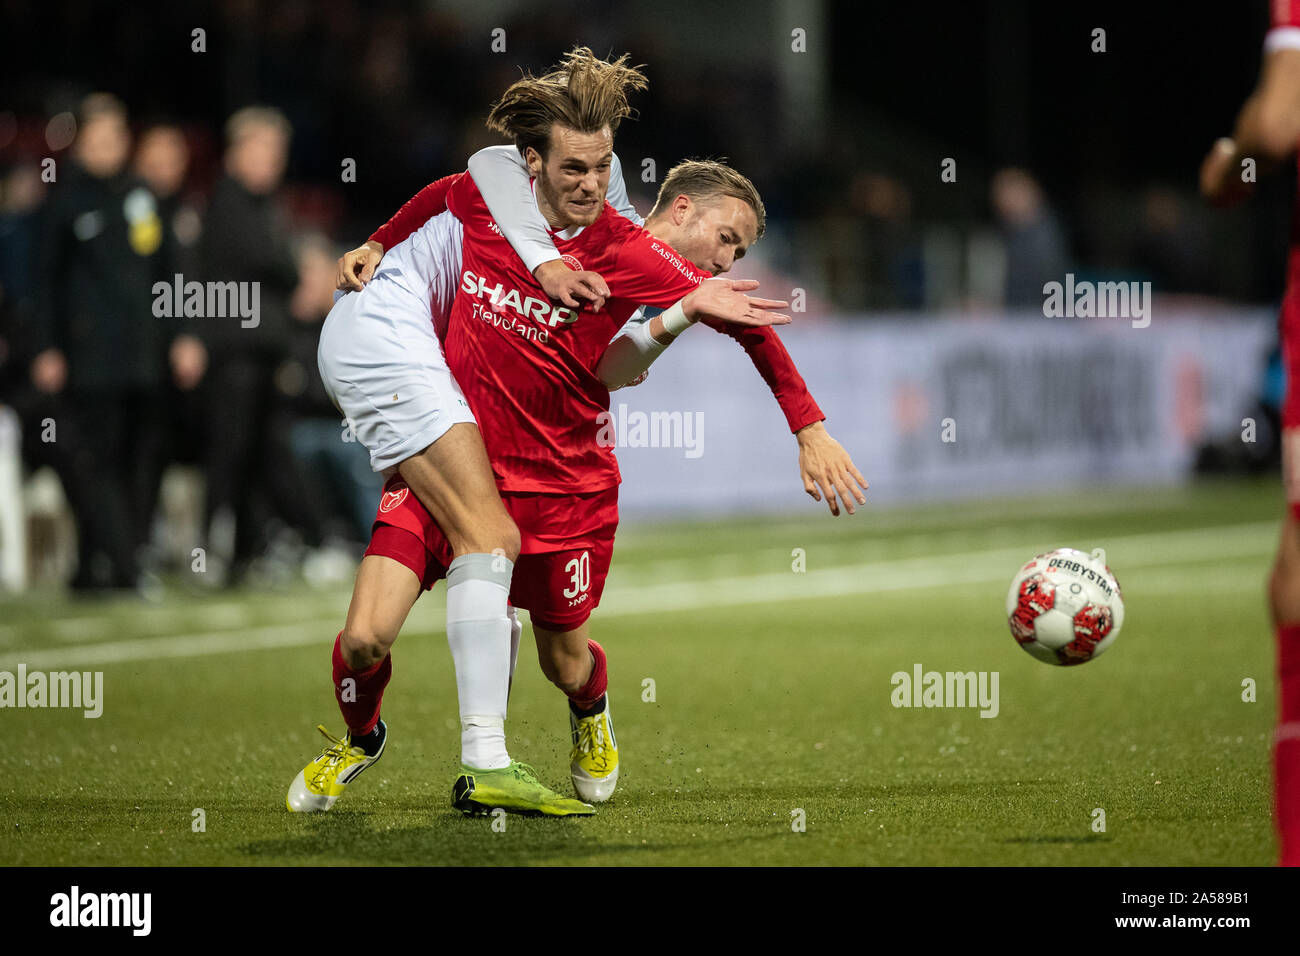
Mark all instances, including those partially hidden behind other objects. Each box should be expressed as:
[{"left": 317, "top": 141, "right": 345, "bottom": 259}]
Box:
[
  {"left": 1277, "top": 624, "right": 1300, "bottom": 866},
  {"left": 569, "top": 639, "right": 608, "bottom": 710},
  {"left": 331, "top": 632, "right": 392, "bottom": 736}
]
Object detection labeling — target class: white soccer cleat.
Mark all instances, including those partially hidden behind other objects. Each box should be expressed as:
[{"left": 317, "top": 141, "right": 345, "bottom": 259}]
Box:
[
  {"left": 569, "top": 697, "right": 619, "bottom": 803},
  {"left": 286, "top": 721, "right": 386, "bottom": 812}
]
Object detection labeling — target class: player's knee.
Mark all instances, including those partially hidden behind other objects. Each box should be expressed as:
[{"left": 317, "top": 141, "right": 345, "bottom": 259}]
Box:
[
  {"left": 340, "top": 621, "right": 395, "bottom": 669},
  {"left": 451, "top": 514, "right": 520, "bottom": 564}
]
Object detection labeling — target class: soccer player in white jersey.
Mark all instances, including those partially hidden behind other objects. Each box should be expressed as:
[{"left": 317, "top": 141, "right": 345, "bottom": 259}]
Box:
[{"left": 291, "top": 49, "right": 863, "bottom": 817}]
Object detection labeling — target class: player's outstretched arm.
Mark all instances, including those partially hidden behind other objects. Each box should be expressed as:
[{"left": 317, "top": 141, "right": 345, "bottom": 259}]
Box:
[
  {"left": 795, "top": 421, "right": 868, "bottom": 517},
  {"left": 701, "top": 320, "right": 864, "bottom": 514},
  {"left": 680, "top": 277, "right": 790, "bottom": 326},
  {"left": 595, "top": 278, "right": 788, "bottom": 388},
  {"left": 1201, "top": 46, "right": 1300, "bottom": 206},
  {"left": 467, "top": 145, "right": 611, "bottom": 310}
]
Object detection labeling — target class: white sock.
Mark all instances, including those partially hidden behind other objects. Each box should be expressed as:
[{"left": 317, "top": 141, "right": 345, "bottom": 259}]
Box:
[
  {"left": 445, "top": 553, "right": 513, "bottom": 770},
  {"left": 506, "top": 604, "right": 522, "bottom": 701}
]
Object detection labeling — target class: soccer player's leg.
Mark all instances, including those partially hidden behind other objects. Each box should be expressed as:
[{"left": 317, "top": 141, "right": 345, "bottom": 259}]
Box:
[
  {"left": 397, "top": 424, "right": 522, "bottom": 772},
  {"left": 531, "top": 618, "right": 619, "bottom": 803},
  {"left": 507, "top": 488, "right": 620, "bottom": 802},
  {"left": 368, "top": 474, "right": 593, "bottom": 817},
  {"left": 1269, "top": 426, "right": 1300, "bottom": 865},
  {"left": 507, "top": 604, "right": 522, "bottom": 697},
  {"left": 318, "top": 283, "right": 522, "bottom": 776},
  {"left": 287, "top": 535, "right": 427, "bottom": 813}
]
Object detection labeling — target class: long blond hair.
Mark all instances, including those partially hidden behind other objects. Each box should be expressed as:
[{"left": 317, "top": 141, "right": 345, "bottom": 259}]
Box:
[{"left": 486, "top": 47, "right": 648, "bottom": 158}]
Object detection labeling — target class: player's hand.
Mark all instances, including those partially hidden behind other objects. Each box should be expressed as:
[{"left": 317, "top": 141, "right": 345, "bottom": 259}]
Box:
[
  {"left": 796, "top": 421, "right": 868, "bottom": 516},
  {"left": 30, "top": 348, "right": 67, "bottom": 394},
  {"left": 336, "top": 240, "right": 385, "bottom": 291},
  {"left": 681, "top": 278, "right": 790, "bottom": 327},
  {"left": 534, "top": 258, "right": 609, "bottom": 311},
  {"left": 169, "top": 334, "right": 207, "bottom": 391},
  {"left": 1200, "top": 138, "right": 1251, "bottom": 207}
]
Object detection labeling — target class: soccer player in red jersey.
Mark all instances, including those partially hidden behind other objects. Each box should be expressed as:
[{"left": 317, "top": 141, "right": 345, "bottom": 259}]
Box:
[
  {"left": 364, "top": 56, "right": 863, "bottom": 813},
  {"left": 290, "top": 50, "right": 835, "bottom": 816},
  {"left": 1200, "top": 0, "right": 1300, "bottom": 866}
]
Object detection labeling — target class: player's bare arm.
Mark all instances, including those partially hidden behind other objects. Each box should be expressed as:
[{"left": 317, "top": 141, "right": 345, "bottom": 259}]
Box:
[
  {"left": 1201, "top": 47, "right": 1300, "bottom": 205},
  {"left": 793, "top": 422, "right": 869, "bottom": 516}
]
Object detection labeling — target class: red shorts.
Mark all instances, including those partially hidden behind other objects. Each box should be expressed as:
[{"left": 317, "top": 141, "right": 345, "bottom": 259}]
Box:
[{"left": 364, "top": 476, "right": 619, "bottom": 632}]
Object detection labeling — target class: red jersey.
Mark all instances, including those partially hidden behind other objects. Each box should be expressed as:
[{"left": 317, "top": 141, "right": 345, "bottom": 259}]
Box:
[
  {"left": 368, "top": 174, "right": 457, "bottom": 252},
  {"left": 443, "top": 172, "right": 726, "bottom": 493},
  {"left": 1269, "top": 3, "right": 1300, "bottom": 288},
  {"left": 368, "top": 170, "right": 823, "bottom": 439}
]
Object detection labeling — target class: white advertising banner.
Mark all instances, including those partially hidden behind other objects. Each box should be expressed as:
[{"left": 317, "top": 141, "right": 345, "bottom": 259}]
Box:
[{"left": 611, "top": 309, "right": 1277, "bottom": 518}]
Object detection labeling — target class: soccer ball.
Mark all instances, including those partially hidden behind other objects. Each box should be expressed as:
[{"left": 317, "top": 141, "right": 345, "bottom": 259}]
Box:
[{"left": 1006, "top": 547, "right": 1124, "bottom": 666}]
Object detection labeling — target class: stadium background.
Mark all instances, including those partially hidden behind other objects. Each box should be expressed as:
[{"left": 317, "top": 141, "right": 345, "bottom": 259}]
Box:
[{"left": 0, "top": 0, "right": 1289, "bottom": 869}]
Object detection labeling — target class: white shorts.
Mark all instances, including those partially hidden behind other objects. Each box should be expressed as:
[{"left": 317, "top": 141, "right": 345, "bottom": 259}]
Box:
[{"left": 317, "top": 210, "right": 473, "bottom": 473}]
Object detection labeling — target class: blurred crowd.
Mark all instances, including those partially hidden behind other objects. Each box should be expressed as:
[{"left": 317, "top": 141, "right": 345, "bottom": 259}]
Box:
[
  {"left": 0, "top": 0, "right": 1289, "bottom": 592},
  {"left": 0, "top": 94, "right": 371, "bottom": 593}
]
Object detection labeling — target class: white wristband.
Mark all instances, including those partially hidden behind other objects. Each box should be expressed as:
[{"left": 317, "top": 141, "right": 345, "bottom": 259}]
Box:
[{"left": 660, "top": 300, "right": 692, "bottom": 337}]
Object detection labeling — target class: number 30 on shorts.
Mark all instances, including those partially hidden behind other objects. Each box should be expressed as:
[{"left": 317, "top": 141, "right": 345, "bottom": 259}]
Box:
[{"left": 563, "top": 551, "right": 591, "bottom": 598}]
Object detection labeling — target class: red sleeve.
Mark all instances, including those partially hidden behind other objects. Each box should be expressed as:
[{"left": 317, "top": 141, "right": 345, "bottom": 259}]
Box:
[
  {"left": 700, "top": 320, "right": 825, "bottom": 433},
  {"left": 1275, "top": 0, "right": 1300, "bottom": 28},
  {"left": 368, "top": 173, "right": 461, "bottom": 249},
  {"left": 608, "top": 223, "right": 708, "bottom": 309},
  {"left": 611, "top": 222, "right": 824, "bottom": 432}
]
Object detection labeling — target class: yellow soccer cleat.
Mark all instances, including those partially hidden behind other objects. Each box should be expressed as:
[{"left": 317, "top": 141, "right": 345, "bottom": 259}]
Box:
[
  {"left": 451, "top": 761, "right": 596, "bottom": 817},
  {"left": 286, "top": 721, "right": 386, "bottom": 812},
  {"left": 570, "top": 697, "right": 619, "bottom": 802}
]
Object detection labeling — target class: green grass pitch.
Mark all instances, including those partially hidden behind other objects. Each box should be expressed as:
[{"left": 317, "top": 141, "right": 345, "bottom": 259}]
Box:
[{"left": 0, "top": 478, "right": 1282, "bottom": 865}]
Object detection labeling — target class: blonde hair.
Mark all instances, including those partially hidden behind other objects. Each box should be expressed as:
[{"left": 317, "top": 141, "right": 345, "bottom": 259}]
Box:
[
  {"left": 486, "top": 47, "right": 647, "bottom": 158},
  {"left": 649, "top": 160, "right": 767, "bottom": 238}
]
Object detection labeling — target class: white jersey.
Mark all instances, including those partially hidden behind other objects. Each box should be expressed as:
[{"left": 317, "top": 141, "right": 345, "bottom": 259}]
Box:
[
  {"left": 317, "top": 150, "right": 646, "bottom": 472},
  {"left": 319, "top": 210, "right": 473, "bottom": 472},
  {"left": 358, "top": 209, "right": 464, "bottom": 341}
]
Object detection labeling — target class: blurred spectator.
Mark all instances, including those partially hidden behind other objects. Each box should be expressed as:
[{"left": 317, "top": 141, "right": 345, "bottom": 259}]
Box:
[
  {"left": 28, "top": 93, "right": 180, "bottom": 592},
  {"left": 134, "top": 123, "right": 203, "bottom": 257},
  {"left": 0, "top": 164, "right": 47, "bottom": 400},
  {"left": 811, "top": 170, "right": 924, "bottom": 312},
  {"left": 282, "top": 235, "right": 377, "bottom": 545},
  {"left": 133, "top": 123, "right": 209, "bottom": 483},
  {"left": 198, "top": 106, "right": 324, "bottom": 584},
  {"left": 854, "top": 171, "right": 924, "bottom": 310},
  {"left": 1134, "top": 185, "right": 1214, "bottom": 294},
  {"left": 990, "top": 167, "right": 1071, "bottom": 307}
]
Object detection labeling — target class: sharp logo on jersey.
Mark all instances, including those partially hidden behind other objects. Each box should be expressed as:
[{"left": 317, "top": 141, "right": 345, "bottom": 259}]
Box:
[
  {"left": 561, "top": 254, "right": 583, "bottom": 271},
  {"left": 379, "top": 482, "right": 409, "bottom": 513},
  {"left": 461, "top": 269, "right": 578, "bottom": 327}
]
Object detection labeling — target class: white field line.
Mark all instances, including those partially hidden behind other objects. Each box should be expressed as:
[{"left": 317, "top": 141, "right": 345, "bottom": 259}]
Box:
[{"left": 0, "top": 521, "right": 1276, "bottom": 670}]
